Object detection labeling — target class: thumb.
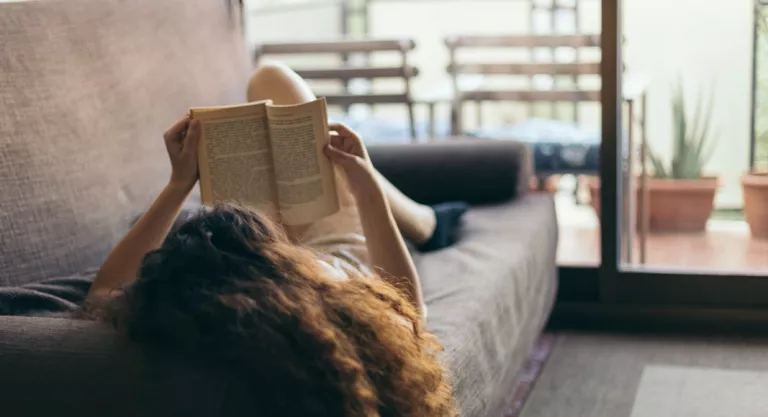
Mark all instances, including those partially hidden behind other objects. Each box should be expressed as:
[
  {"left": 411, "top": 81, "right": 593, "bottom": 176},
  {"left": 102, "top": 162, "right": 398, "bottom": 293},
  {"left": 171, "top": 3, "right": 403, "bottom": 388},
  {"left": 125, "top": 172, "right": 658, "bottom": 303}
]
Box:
[{"left": 324, "top": 143, "right": 357, "bottom": 166}]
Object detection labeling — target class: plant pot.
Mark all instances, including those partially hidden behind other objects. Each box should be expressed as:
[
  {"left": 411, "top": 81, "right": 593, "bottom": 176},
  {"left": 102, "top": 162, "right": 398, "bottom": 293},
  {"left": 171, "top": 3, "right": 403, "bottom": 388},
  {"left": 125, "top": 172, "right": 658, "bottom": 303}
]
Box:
[
  {"left": 645, "top": 177, "right": 718, "bottom": 232},
  {"left": 584, "top": 176, "right": 640, "bottom": 227},
  {"left": 741, "top": 172, "right": 768, "bottom": 239},
  {"left": 585, "top": 176, "right": 718, "bottom": 232}
]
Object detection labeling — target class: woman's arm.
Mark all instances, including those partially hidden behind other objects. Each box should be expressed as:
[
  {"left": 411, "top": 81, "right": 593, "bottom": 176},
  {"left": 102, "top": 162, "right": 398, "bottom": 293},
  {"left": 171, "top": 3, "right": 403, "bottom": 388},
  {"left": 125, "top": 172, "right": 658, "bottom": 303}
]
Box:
[
  {"left": 354, "top": 185, "right": 424, "bottom": 315},
  {"left": 324, "top": 123, "right": 424, "bottom": 316},
  {"left": 87, "top": 117, "right": 200, "bottom": 300}
]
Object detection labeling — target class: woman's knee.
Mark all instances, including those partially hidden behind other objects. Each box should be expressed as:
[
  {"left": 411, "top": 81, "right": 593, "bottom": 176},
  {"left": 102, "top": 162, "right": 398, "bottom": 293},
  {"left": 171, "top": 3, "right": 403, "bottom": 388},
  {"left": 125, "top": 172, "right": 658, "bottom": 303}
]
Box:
[
  {"left": 248, "top": 62, "right": 293, "bottom": 87},
  {"left": 247, "top": 61, "right": 315, "bottom": 104}
]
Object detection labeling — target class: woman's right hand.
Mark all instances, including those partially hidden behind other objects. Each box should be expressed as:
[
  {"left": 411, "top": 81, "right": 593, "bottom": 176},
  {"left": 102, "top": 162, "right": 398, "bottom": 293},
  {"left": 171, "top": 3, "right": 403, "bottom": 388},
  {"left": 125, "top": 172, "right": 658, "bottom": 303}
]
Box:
[{"left": 164, "top": 116, "right": 201, "bottom": 191}]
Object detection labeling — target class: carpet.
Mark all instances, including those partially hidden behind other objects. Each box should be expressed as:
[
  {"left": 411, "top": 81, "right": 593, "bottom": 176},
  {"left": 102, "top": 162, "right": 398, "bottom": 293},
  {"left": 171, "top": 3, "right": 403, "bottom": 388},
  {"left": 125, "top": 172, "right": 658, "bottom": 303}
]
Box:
[
  {"left": 501, "top": 334, "right": 558, "bottom": 417},
  {"left": 519, "top": 333, "right": 768, "bottom": 417}
]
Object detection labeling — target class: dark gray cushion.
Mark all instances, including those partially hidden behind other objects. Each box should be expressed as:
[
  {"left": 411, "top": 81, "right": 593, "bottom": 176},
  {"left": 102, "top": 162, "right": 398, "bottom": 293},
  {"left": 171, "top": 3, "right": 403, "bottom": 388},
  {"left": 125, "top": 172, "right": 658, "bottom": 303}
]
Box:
[
  {"left": 368, "top": 139, "right": 532, "bottom": 205},
  {"left": 0, "top": 270, "right": 95, "bottom": 317}
]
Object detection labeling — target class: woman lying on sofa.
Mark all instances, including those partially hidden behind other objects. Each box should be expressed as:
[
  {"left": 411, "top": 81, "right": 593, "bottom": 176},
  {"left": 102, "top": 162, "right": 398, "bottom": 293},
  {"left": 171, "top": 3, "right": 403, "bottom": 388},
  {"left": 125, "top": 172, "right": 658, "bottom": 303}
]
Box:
[{"left": 84, "top": 63, "right": 464, "bottom": 416}]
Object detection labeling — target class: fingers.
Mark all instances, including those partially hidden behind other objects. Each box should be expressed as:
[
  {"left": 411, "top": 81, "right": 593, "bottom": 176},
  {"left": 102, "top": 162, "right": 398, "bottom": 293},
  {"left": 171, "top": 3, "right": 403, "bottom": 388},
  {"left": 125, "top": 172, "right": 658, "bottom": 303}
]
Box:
[
  {"left": 164, "top": 116, "right": 190, "bottom": 142},
  {"left": 183, "top": 119, "right": 201, "bottom": 156},
  {"left": 329, "top": 133, "right": 345, "bottom": 149},
  {"left": 328, "top": 122, "right": 354, "bottom": 137},
  {"left": 324, "top": 143, "right": 358, "bottom": 166}
]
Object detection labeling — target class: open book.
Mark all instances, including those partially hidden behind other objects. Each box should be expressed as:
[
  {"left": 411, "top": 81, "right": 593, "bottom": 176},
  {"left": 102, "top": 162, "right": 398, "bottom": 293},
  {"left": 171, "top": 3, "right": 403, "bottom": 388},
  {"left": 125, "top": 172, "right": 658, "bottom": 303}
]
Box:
[{"left": 189, "top": 98, "right": 339, "bottom": 226}]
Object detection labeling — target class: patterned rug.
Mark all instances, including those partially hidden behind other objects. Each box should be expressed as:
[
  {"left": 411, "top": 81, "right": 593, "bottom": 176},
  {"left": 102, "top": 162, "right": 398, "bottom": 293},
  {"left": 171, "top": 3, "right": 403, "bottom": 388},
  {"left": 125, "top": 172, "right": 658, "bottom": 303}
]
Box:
[{"left": 501, "top": 334, "right": 559, "bottom": 417}]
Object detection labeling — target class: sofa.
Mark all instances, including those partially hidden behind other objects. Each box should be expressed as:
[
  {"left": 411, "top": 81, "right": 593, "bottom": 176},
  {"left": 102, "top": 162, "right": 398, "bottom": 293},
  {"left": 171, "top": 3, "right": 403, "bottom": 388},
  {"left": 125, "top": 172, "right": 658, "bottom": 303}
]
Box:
[{"left": 0, "top": 1, "right": 558, "bottom": 416}]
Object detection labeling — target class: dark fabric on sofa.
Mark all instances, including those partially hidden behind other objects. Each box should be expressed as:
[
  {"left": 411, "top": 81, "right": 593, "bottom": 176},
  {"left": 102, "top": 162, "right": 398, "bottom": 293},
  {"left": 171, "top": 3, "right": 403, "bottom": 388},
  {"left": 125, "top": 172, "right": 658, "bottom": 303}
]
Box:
[
  {"left": 368, "top": 139, "right": 532, "bottom": 206},
  {"left": 0, "top": 270, "right": 95, "bottom": 317},
  {"left": 0, "top": 0, "right": 250, "bottom": 286}
]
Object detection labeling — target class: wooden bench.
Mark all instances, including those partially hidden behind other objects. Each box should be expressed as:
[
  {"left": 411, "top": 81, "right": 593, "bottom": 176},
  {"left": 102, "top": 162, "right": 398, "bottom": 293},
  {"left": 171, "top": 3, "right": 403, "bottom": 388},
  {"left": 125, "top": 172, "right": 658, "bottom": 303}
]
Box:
[
  {"left": 254, "top": 38, "right": 420, "bottom": 141},
  {"left": 445, "top": 34, "right": 604, "bottom": 135}
]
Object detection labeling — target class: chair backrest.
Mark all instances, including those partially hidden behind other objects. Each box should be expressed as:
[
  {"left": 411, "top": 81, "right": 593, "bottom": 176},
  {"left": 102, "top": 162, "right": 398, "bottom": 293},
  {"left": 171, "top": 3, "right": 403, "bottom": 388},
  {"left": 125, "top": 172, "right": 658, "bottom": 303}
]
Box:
[
  {"left": 445, "top": 34, "right": 601, "bottom": 134},
  {"left": 0, "top": 0, "right": 250, "bottom": 286},
  {"left": 254, "top": 39, "right": 419, "bottom": 139}
]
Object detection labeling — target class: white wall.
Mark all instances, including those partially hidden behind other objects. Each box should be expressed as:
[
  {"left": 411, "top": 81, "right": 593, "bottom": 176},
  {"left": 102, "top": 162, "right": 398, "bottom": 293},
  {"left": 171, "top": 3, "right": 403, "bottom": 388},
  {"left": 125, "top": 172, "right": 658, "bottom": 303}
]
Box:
[
  {"left": 245, "top": 1, "right": 342, "bottom": 45},
  {"left": 623, "top": 0, "right": 754, "bottom": 208}
]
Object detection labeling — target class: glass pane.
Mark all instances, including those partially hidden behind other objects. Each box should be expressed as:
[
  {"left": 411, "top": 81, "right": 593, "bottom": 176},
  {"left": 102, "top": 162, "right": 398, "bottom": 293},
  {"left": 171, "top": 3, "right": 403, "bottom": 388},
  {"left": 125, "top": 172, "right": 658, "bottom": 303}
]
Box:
[
  {"left": 616, "top": 0, "right": 768, "bottom": 273},
  {"left": 756, "top": 2, "right": 768, "bottom": 168}
]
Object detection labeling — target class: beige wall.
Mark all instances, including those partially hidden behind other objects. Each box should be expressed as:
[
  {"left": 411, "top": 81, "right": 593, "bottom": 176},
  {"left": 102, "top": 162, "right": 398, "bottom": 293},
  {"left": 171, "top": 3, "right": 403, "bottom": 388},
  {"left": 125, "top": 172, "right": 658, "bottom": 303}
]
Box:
[{"left": 247, "top": 0, "right": 755, "bottom": 208}]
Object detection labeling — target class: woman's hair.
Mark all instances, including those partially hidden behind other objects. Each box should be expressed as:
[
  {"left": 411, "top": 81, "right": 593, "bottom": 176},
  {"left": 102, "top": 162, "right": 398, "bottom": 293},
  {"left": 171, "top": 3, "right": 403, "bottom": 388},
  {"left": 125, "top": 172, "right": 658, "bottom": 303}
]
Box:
[{"left": 108, "top": 204, "right": 455, "bottom": 417}]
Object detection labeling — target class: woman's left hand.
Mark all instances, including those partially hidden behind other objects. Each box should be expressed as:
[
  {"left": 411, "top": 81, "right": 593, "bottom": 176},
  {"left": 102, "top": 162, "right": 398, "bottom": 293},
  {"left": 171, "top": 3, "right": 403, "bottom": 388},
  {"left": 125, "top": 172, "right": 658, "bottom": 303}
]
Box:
[
  {"left": 323, "top": 123, "right": 378, "bottom": 197},
  {"left": 164, "top": 116, "right": 200, "bottom": 191}
]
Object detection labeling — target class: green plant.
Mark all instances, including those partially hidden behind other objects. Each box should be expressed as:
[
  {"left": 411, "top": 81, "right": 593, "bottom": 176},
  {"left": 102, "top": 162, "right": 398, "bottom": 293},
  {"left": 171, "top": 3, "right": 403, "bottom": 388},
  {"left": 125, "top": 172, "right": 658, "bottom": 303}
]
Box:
[
  {"left": 648, "top": 79, "right": 719, "bottom": 179},
  {"left": 754, "top": 0, "right": 768, "bottom": 168}
]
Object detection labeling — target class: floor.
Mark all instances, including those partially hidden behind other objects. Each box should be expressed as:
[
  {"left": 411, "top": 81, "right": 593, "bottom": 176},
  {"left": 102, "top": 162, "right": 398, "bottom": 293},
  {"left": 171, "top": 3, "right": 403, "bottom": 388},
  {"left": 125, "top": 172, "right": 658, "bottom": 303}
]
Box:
[
  {"left": 518, "top": 333, "right": 768, "bottom": 417},
  {"left": 554, "top": 192, "right": 768, "bottom": 273}
]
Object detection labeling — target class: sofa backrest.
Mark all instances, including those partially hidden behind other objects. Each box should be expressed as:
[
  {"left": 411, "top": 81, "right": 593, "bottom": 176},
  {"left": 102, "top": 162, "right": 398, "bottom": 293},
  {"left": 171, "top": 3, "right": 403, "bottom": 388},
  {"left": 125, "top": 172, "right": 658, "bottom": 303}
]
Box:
[{"left": 0, "top": 0, "right": 250, "bottom": 286}]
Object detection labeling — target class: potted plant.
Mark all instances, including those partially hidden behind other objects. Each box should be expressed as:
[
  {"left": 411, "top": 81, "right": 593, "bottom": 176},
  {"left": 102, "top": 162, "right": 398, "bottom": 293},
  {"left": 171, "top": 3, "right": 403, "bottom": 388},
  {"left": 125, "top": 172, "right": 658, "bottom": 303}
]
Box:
[
  {"left": 741, "top": 3, "right": 768, "bottom": 239},
  {"left": 585, "top": 79, "right": 719, "bottom": 232},
  {"left": 741, "top": 169, "right": 768, "bottom": 238},
  {"left": 643, "top": 80, "right": 719, "bottom": 232}
]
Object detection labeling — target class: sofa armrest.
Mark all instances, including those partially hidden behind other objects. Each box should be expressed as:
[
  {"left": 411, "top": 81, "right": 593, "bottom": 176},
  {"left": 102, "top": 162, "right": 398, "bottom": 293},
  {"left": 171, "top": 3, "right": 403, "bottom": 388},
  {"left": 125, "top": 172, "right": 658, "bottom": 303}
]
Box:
[
  {"left": 368, "top": 139, "right": 532, "bottom": 205},
  {"left": 0, "top": 316, "right": 231, "bottom": 416},
  {"left": 0, "top": 316, "right": 148, "bottom": 417}
]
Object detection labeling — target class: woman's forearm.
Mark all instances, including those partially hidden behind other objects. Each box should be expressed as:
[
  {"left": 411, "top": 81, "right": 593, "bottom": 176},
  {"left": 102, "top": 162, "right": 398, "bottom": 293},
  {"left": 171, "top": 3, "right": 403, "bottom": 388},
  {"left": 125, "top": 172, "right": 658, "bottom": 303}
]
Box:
[
  {"left": 355, "top": 186, "right": 425, "bottom": 316},
  {"left": 88, "top": 183, "right": 191, "bottom": 299}
]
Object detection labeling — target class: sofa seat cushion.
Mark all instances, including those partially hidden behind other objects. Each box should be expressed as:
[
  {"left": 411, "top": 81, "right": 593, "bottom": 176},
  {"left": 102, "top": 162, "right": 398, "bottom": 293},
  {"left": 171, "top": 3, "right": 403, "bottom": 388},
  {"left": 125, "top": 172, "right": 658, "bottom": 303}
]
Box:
[{"left": 415, "top": 194, "right": 558, "bottom": 417}]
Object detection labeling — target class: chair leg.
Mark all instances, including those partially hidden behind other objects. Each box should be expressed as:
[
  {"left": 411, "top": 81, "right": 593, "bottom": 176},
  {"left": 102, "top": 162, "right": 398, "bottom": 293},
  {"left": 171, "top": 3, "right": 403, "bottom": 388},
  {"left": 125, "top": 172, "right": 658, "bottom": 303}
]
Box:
[
  {"left": 427, "top": 102, "right": 436, "bottom": 142},
  {"left": 407, "top": 103, "right": 417, "bottom": 143},
  {"left": 450, "top": 101, "right": 462, "bottom": 136}
]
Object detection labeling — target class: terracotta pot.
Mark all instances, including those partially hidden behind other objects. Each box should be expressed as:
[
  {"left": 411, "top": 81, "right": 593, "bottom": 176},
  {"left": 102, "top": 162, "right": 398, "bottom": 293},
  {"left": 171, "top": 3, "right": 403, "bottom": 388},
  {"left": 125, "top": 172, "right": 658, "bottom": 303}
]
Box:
[
  {"left": 645, "top": 177, "right": 718, "bottom": 232},
  {"left": 585, "top": 176, "right": 718, "bottom": 232},
  {"left": 584, "top": 176, "right": 640, "bottom": 225},
  {"left": 741, "top": 172, "right": 768, "bottom": 239}
]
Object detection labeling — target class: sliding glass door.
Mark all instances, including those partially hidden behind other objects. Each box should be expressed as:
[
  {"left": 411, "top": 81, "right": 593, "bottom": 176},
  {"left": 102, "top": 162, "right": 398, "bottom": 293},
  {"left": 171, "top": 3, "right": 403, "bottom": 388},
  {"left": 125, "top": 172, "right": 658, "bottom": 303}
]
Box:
[{"left": 593, "top": 0, "right": 768, "bottom": 309}]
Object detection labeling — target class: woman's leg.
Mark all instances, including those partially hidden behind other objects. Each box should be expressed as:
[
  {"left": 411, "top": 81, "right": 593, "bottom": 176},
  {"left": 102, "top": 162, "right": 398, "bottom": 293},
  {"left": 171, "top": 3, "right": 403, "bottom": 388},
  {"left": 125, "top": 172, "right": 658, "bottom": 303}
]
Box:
[{"left": 247, "top": 62, "right": 438, "bottom": 244}]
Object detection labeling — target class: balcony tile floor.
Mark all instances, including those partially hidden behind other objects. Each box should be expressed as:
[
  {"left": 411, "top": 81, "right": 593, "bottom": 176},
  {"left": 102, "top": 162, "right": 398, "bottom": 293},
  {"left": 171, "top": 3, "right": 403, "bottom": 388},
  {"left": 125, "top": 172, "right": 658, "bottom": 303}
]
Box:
[{"left": 554, "top": 193, "right": 768, "bottom": 273}]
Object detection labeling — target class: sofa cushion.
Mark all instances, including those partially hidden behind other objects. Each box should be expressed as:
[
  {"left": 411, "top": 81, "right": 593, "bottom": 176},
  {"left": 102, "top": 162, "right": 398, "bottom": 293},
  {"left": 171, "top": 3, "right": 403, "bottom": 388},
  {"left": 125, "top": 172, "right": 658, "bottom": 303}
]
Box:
[
  {"left": 0, "top": 0, "right": 250, "bottom": 286},
  {"left": 415, "top": 194, "right": 558, "bottom": 417}
]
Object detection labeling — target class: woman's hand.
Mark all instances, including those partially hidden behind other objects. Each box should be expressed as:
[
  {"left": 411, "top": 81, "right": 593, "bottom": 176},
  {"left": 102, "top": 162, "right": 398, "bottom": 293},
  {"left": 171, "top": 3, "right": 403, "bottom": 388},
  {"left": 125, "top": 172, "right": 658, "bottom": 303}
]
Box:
[
  {"left": 323, "top": 123, "right": 378, "bottom": 197},
  {"left": 164, "top": 116, "right": 200, "bottom": 191}
]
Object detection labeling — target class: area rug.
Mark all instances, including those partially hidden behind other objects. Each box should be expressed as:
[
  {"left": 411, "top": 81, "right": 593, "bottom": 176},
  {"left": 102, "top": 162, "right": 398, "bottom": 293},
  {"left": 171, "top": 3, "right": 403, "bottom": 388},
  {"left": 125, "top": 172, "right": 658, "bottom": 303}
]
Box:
[
  {"left": 518, "top": 333, "right": 768, "bottom": 417},
  {"left": 501, "top": 333, "right": 559, "bottom": 417}
]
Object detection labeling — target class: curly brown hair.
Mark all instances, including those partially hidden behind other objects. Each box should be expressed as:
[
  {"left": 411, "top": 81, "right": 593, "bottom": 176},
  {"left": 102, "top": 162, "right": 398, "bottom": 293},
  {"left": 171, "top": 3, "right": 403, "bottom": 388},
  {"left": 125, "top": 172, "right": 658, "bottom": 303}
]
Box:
[{"left": 106, "top": 204, "right": 456, "bottom": 417}]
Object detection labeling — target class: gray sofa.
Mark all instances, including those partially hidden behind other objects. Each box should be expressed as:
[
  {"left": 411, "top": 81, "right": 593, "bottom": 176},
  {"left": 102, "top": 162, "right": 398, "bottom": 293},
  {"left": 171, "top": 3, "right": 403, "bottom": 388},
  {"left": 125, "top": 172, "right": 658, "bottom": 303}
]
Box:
[{"left": 0, "top": 1, "right": 558, "bottom": 416}]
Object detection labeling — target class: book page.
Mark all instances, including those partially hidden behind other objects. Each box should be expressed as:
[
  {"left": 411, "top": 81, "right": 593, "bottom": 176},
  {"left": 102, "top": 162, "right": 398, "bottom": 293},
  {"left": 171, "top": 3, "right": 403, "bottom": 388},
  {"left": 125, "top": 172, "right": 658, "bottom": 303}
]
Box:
[
  {"left": 266, "top": 98, "right": 339, "bottom": 225},
  {"left": 190, "top": 101, "right": 278, "bottom": 220}
]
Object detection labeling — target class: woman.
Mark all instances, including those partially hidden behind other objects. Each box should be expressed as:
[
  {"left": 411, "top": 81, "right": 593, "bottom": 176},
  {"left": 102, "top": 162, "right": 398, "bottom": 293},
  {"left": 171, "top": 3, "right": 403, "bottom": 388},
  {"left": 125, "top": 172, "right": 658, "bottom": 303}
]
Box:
[{"left": 85, "top": 64, "right": 462, "bottom": 416}]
